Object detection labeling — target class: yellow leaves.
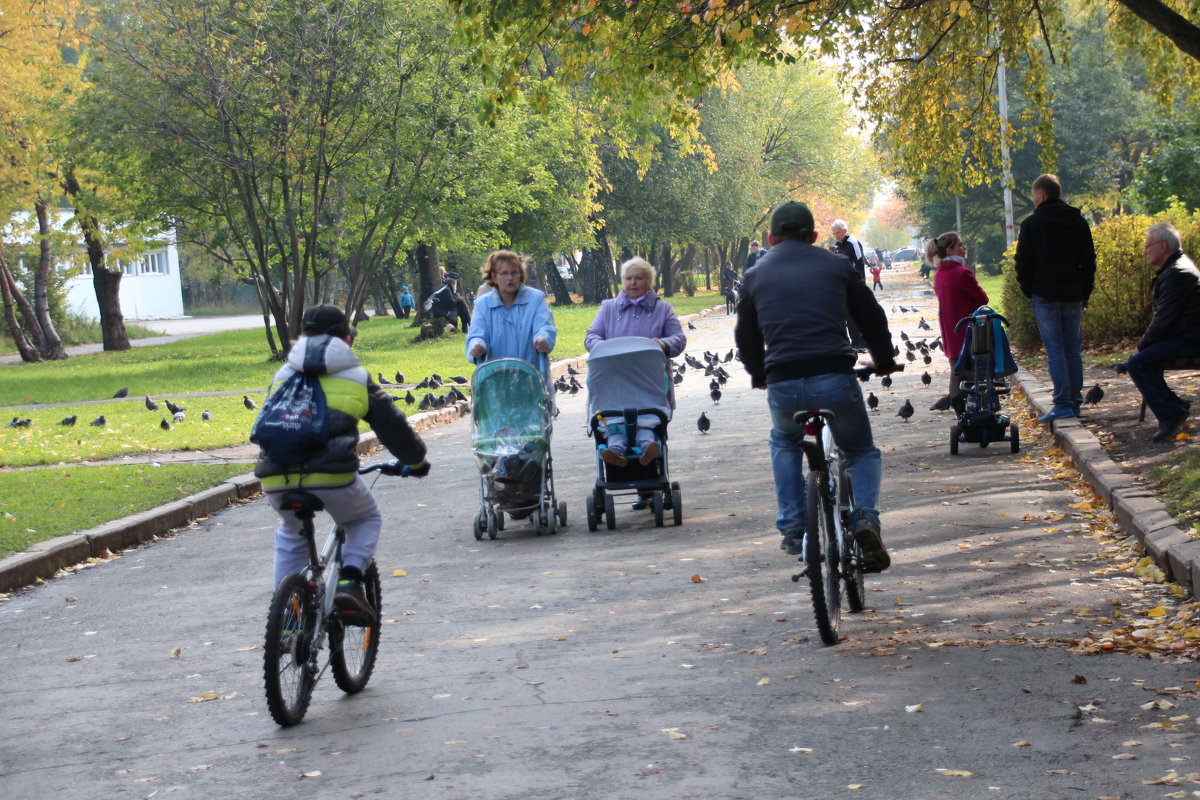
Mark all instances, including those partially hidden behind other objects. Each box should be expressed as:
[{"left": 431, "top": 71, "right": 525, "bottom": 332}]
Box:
[
  {"left": 392, "top": 568, "right": 407, "bottom": 577},
  {"left": 1133, "top": 558, "right": 1167, "bottom": 584},
  {"left": 187, "top": 690, "right": 220, "bottom": 703},
  {"left": 661, "top": 727, "right": 687, "bottom": 740},
  {"left": 934, "top": 768, "right": 973, "bottom": 777},
  {"left": 949, "top": 0, "right": 972, "bottom": 16},
  {"left": 1146, "top": 606, "right": 1167, "bottom": 618},
  {"left": 905, "top": 703, "right": 924, "bottom": 713},
  {"left": 690, "top": 574, "right": 704, "bottom": 583},
  {"left": 756, "top": 677, "right": 770, "bottom": 686}
]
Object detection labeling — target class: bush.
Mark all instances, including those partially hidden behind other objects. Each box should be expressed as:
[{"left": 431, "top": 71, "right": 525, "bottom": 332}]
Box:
[
  {"left": 679, "top": 271, "right": 697, "bottom": 297},
  {"left": 1000, "top": 211, "right": 1200, "bottom": 348}
]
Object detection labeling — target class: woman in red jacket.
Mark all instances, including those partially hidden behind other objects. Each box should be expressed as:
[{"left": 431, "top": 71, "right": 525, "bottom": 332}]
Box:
[{"left": 929, "top": 232, "right": 988, "bottom": 417}]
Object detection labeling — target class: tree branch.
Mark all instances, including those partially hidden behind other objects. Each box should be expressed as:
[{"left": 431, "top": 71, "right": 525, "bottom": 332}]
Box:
[{"left": 1114, "top": 0, "right": 1200, "bottom": 63}]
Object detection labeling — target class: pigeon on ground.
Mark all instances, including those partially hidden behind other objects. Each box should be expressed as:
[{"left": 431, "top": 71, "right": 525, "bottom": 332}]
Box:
[
  {"left": 450, "top": 376, "right": 468, "bottom": 384},
  {"left": 59, "top": 415, "right": 77, "bottom": 426},
  {"left": 566, "top": 364, "right": 579, "bottom": 376},
  {"left": 404, "top": 391, "right": 415, "bottom": 405},
  {"left": 145, "top": 396, "right": 159, "bottom": 411},
  {"left": 899, "top": 331, "right": 909, "bottom": 342},
  {"left": 1085, "top": 384, "right": 1105, "bottom": 406},
  {"left": 90, "top": 415, "right": 106, "bottom": 426},
  {"left": 929, "top": 395, "right": 953, "bottom": 412},
  {"left": 113, "top": 387, "right": 129, "bottom": 398},
  {"left": 929, "top": 338, "right": 942, "bottom": 350},
  {"left": 905, "top": 350, "right": 916, "bottom": 362},
  {"left": 918, "top": 318, "right": 932, "bottom": 331},
  {"left": 201, "top": 411, "right": 212, "bottom": 421},
  {"left": 8, "top": 417, "right": 30, "bottom": 428},
  {"left": 415, "top": 377, "right": 430, "bottom": 389},
  {"left": 432, "top": 373, "right": 443, "bottom": 383},
  {"left": 395, "top": 371, "right": 405, "bottom": 385},
  {"left": 173, "top": 411, "right": 185, "bottom": 423},
  {"left": 867, "top": 392, "right": 879, "bottom": 411},
  {"left": 881, "top": 375, "right": 893, "bottom": 389},
  {"left": 923, "top": 354, "right": 932, "bottom": 365},
  {"left": 378, "top": 372, "right": 390, "bottom": 385},
  {"left": 160, "top": 418, "right": 173, "bottom": 431},
  {"left": 897, "top": 399, "right": 914, "bottom": 421},
  {"left": 710, "top": 387, "right": 721, "bottom": 404},
  {"left": 243, "top": 395, "right": 257, "bottom": 410},
  {"left": 687, "top": 321, "right": 696, "bottom": 330},
  {"left": 673, "top": 372, "right": 683, "bottom": 385},
  {"left": 921, "top": 371, "right": 932, "bottom": 386},
  {"left": 697, "top": 412, "right": 711, "bottom": 433},
  {"left": 165, "top": 400, "right": 185, "bottom": 415}
]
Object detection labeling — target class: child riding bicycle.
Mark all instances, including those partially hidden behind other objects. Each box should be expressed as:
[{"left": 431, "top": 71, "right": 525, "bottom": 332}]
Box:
[{"left": 254, "top": 305, "right": 430, "bottom": 619}]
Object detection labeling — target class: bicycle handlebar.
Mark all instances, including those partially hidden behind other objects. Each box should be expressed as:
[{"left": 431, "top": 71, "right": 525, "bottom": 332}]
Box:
[
  {"left": 359, "top": 460, "right": 426, "bottom": 478},
  {"left": 854, "top": 363, "right": 904, "bottom": 382}
]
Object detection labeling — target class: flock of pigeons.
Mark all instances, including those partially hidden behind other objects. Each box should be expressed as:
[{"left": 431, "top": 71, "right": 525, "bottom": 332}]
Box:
[
  {"left": 375, "top": 372, "right": 470, "bottom": 412},
  {"left": 6, "top": 386, "right": 216, "bottom": 432}
]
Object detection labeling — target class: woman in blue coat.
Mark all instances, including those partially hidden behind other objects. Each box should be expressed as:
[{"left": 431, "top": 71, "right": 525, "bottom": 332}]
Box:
[{"left": 466, "top": 250, "right": 556, "bottom": 365}]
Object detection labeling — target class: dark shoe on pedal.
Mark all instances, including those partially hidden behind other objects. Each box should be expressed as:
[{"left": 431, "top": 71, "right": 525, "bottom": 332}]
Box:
[
  {"left": 334, "top": 578, "right": 376, "bottom": 625},
  {"left": 780, "top": 531, "right": 804, "bottom": 555},
  {"left": 850, "top": 509, "right": 890, "bottom": 573}
]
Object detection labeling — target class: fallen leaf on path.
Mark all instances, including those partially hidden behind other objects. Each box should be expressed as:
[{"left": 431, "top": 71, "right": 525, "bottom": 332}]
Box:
[
  {"left": 756, "top": 677, "right": 770, "bottom": 686},
  {"left": 690, "top": 574, "right": 704, "bottom": 583},
  {"left": 934, "top": 769, "right": 972, "bottom": 777},
  {"left": 392, "top": 569, "right": 407, "bottom": 577},
  {"left": 187, "top": 690, "right": 219, "bottom": 703},
  {"left": 299, "top": 770, "right": 321, "bottom": 778},
  {"left": 905, "top": 704, "right": 924, "bottom": 713}
]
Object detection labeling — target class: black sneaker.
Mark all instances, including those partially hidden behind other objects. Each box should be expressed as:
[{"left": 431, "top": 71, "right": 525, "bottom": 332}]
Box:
[
  {"left": 850, "top": 509, "right": 890, "bottom": 573},
  {"left": 1152, "top": 407, "right": 1189, "bottom": 442},
  {"left": 631, "top": 495, "right": 650, "bottom": 510},
  {"left": 780, "top": 532, "right": 803, "bottom": 555},
  {"left": 334, "top": 578, "right": 376, "bottom": 625}
]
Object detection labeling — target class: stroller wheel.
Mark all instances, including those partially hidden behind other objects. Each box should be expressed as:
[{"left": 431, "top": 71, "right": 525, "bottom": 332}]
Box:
[
  {"left": 473, "top": 512, "right": 484, "bottom": 541},
  {"left": 652, "top": 493, "right": 664, "bottom": 527},
  {"left": 495, "top": 510, "right": 505, "bottom": 531},
  {"left": 671, "top": 488, "right": 683, "bottom": 526},
  {"left": 585, "top": 495, "right": 598, "bottom": 532},
  {"left": 604, "top": 493, "right": 616, "bottom": 530},
  {"left": 949, "top": 425, "right": 960, "bottom": 455},
  {"left": 1010, "top": 423, "right": 1020, "bottom": 453},
  {"left": 487, "top": 509, "right": 499, "bottom": 539},
  {"left": 557, "top": 500, "right": 568, "bottom": 528}
]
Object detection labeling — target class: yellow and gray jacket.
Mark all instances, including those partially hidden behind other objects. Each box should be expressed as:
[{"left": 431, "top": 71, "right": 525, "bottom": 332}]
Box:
[{"left": 254, "top": 334, "right": 426, "bottom": 490}]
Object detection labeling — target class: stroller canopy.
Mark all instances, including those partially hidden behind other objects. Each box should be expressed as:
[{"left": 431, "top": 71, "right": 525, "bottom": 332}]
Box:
[
  {"left": 586, "top": 337, "right": 671, "bottom": 420},
  {"left": 471, "top": 358, "right": 552, "bottom": 445}
]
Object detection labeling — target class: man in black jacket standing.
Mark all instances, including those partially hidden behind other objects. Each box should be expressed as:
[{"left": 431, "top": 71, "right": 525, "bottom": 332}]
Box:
[
  {"left": 1015, "top": 174, "right": 1096, "bottom": 423},
  {"left": 1129, "top": 222, "right": 1200, "bottom": 441},
  {"left": 735, "top": 201, "right": 899, "bottom": 571}
]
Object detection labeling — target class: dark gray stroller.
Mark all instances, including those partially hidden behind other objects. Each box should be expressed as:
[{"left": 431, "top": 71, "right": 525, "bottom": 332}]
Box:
[
  {"left": 950, "top": 306, "right": 1020, "bottom": 454},
  {"left": 584, "top": 337, "right": 682, "bottom": 529}
]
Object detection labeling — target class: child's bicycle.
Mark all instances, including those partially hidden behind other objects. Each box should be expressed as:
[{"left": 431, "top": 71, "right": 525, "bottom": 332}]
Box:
[
  {"left": 790, "top": 409, "right": 867, "bottom": 646},
  {"left": 263, "top": 460, "right": 411, "bottom": 726}
]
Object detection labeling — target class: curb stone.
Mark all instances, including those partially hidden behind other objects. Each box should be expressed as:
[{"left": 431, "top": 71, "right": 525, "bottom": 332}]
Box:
[
  {"left": 1014, "top": 371, "right": 1200, "bottom": 598},
  {"left": 0, "top": 304, "right": 722, "bottom": 594}
]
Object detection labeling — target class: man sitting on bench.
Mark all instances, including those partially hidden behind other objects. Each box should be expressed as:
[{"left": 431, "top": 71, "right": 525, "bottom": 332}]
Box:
[{"left": 1128, "top": 222, "right": 1200, "bottom": 442}]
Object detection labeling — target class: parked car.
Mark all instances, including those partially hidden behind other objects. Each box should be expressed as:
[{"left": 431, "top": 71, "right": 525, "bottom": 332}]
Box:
[{"left": 891, "top": 247, "right": 919, "bottom": 263}]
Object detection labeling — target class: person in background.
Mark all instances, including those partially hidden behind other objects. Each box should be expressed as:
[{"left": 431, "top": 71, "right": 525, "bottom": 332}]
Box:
[
  {"left": 745, "top": 240, "right": 766, "bottom": 271},
  {"left": 398, "top": 285, "right": 415, "bottom": 318},
  {"left": 466, "top": 250, "right": 556, "bottom": 366},
  {"left": 1127, "top": 222, "right": 1200, "bottom": 441},
  {"left": 928, "top": 232, "right": 989, "bottom": 418},
  {"left": 1015, "top": 173, "right": 1096, "bottom": 423},
  {"left": 585, "top": 256, "right": 686, "bottom": 469}
]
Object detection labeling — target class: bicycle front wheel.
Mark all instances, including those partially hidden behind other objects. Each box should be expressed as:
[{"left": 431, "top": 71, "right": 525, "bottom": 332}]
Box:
[
  {"left": 805, "top": 470, "right": 842, "bottom": 645},
  {"left": 264, "top": 574, "right": 317, "bottom": 726},
  {"left": 839, "top": 465, "right": 866, "bottom": 613},
  {"left": 330, "top": 562, "right": 382, "bottom": 694}
]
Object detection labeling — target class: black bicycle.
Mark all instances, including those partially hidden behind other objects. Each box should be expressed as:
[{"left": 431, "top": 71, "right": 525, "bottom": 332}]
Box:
[
  {"left": 791, "top": 409, "right": 866, "bottom": 645},
  {"left": 263, "top": 461, "right": 410, "bottom": 726}
]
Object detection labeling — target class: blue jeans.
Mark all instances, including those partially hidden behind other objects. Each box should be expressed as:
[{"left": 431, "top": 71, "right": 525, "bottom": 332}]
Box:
[
  {"left": 1031, "top": 296, "right": 1084, "bottom": 410},
  {"left": 1128, "top": 339, "right": 1200, "bottom": 424},
  {"left": 766, "top": 373, "right": 882, "bottom": 534}
]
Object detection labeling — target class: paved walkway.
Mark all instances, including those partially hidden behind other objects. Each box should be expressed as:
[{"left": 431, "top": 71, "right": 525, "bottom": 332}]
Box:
[{"left": 1, "top": 272, "right": 1197, "bottom": 799}]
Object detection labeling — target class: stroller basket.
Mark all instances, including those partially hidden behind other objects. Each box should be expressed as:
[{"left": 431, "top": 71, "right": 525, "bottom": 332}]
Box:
[{"left": 950, "top": 306, "right": 1020, "bottom": 455}]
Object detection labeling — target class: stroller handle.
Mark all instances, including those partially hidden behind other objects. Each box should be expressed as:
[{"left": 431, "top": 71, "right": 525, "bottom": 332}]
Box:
[{"left": 955, "top": 308, "right": 1010, "bottom": 333}]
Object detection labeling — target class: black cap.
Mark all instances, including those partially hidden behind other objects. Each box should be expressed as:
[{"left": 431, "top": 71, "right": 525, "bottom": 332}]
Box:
[
  {"left": 302, "top": 305, "right": 354, "bottom": 338},
  {"left": 444, "top": 271, "right": 459, "bottom": 281},
  {"left": 769, "top": 201, "right": 815, "bottom": 237}
]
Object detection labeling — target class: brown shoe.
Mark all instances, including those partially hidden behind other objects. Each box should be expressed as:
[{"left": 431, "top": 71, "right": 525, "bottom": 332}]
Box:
[
  {"left": 601, "top": 448, "right": 628, "bottom": 467},
  {"left": 638, "top": 441, "right": 661, "bottom": 466}
]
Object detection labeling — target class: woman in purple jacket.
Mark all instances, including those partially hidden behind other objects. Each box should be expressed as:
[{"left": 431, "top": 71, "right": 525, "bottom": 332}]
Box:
[{"left": 584, "top": 257, "right": 687, "bottom": 467}]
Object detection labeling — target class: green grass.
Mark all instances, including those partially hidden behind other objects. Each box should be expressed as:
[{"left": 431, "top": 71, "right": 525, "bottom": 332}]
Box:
[
  {"left": 0, "top": 463, "right": 248, "bottom": 557},
  {"left": 0, "top": 291, "right": 724, "bottom": 406},
  {"left": 975, "top": 271, "right": 1005, "bottom": 314},
  {"left": 1152, "top": 450, "right": 1200, "bottom": 537}
]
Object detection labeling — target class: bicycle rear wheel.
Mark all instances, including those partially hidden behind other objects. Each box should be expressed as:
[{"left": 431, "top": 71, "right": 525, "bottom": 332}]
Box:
[
  {"left": 330, "top": 562, "right": 382, "bottom": 694},
  {"left": 805, "top": 470, "right": 842, "bottom": 645},
  {"left": 839, "top": 465, "right": 866, "bottom": 613},
  {"left": 264, "top": 574, "right": 317, "bottom": 726}
]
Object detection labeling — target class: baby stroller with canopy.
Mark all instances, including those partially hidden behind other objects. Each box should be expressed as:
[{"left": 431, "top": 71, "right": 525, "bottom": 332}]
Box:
[
  {"left": 950, "top": 306, "right": 1020, "bottom": 454},
  {"left": 470, "top": 357, "right": 566, "bottom": 538},
  {"left": 584, "top": 337, "right": 683, "bottom": 529}
]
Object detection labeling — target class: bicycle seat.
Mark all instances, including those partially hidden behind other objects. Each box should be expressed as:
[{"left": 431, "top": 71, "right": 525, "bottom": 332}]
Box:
[{"left": 279, "top": 490, "right": 324, "bottom": 516}]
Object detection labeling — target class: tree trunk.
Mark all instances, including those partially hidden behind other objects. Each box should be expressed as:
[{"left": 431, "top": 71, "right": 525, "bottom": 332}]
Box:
[
  {"left": 0, "top": 256, "right": 42, "bottom": 362},
  {"left": 578, "top": 225, "right": 614, "bottom": 304},
  {"left": 63, "top": 169, "right": 131, "bottom": 351},
  {"left": 413, "top": 243, "right": 441, "bottom": 325},
  {"left": 33, "top": 199, "right": 68, "bottom": 360},
  {"left": 659, "top": 243, "right": 673, "bottom": 296},
  {"left": 543, "top": 257, "right": 574, "bottom": 306}
]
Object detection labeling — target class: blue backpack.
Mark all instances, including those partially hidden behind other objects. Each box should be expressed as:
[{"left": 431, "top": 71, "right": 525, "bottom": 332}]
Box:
[{"left": 250, "top": 371, "right": 329, "bottom": 466}]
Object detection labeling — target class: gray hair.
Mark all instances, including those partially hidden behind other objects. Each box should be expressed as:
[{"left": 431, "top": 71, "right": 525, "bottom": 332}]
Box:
[
  {"left": 831, "top": 219, "right": 848, "bottom": 233},
  {"left": 621, "top": 256, "right": 656, "bottom": 285},
  {"left": 1147, "top": 221, "right": 1182, "bottom": 252}
]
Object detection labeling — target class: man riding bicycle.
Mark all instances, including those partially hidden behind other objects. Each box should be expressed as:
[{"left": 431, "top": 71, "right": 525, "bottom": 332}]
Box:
[
  {"left": 735, "top": 201, "right": 899, "bottom": 572},
  {"left": 255, "top": 305, "right": 430, "bottom": 618}
]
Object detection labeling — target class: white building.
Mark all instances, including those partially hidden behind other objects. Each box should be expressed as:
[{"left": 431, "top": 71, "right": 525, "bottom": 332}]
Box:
[{"left": 63, "top": 238, "right": 185, "bottom": 321}]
